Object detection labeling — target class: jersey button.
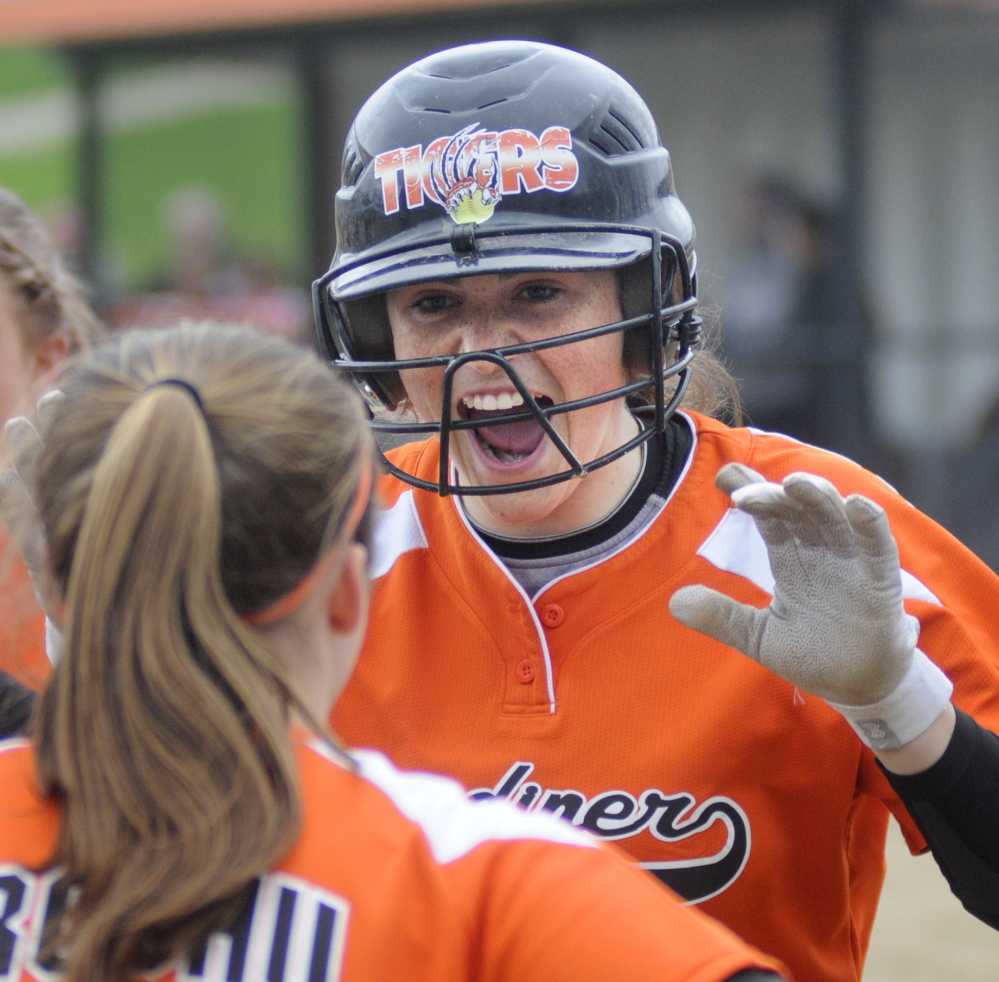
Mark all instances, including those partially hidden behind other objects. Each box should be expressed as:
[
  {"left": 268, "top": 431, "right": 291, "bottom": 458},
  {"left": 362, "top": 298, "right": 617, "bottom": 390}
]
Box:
[
  {"left": 540, "top": 603, "right": 564, "bottom": 627},
  {"left": 516, "top": 659, "right": 536, "bottom": 684}
]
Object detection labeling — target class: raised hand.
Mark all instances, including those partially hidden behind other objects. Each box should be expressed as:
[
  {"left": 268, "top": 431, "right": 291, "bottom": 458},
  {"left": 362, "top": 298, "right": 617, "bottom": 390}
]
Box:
[{"left": 670, "top": 464, "right": 952, "bottom": 750}]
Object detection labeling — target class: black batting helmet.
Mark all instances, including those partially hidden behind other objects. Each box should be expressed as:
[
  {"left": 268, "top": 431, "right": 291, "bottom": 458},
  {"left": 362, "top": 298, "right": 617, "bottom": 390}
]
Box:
[{"left": 313, "top": 40, "right": 701, "bottom": 495}]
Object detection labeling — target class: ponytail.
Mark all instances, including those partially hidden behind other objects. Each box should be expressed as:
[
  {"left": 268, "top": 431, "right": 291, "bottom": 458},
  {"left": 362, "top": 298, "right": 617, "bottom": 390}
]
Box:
[{"left": 30, "top": 322, "right": 374, "bottom": 982}]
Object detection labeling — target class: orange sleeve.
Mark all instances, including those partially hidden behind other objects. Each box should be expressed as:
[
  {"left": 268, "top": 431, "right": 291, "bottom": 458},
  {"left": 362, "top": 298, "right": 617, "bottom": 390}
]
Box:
[
  {"left": 446, "top": 839, "right": 787, "bottom": 982},
  {"left": 716, "top": 419, "right": 999, "bottom": 855},
  {"left": 870, "top": 500, "right": 999, "bottom": 853}
]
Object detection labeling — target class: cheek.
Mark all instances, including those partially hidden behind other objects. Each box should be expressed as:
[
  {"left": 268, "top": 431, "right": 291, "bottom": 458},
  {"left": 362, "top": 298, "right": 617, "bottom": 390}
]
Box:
[
  {"left": 595, "top": 331, "right": 628, "bottom": 379},
  {"left": 0, "top": 374, "right": 29, "bottom": 425},
  {"left": 390, "top": 320, "right": 440, "bottom": 419},
  {"left": 562, "top": 287, "right": 628, "bottom": 388},
  {"left": 0, "top": 321, "right": 32, "bottom": 424},
  {"left": 556, "top": 329, "right": 628, "bottom": 395},
  {"left": 388, "top": 320, "right": 420, "bottom": 361},
  {"left": 396, "top": 366, "right": 444, "bottom": 421}
]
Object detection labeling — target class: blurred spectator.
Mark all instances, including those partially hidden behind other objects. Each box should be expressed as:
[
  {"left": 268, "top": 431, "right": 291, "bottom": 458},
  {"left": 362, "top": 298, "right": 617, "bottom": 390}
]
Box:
[
  {"left": 155, "top": 184, "right": 246, "bottom": 296},
  {"left": 941, "top": 396, "right": 999, "bottom": 573},
  {"left": 721, "top": 176, "right": 848, "bottom": 448},
  {"left": 112, "top": 184, "right": 311, "bottom": 345},
  {"left": 41, "top": 198, "right": 85, "bottom": 274}
]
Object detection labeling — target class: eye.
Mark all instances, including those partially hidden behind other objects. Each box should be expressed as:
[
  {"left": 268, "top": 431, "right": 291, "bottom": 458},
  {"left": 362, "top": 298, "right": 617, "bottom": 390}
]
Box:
[
  {"left": 517, "top": 282, "right": 562, "bottom": 303},
  {"left": 411, "top": 291, "right": 458, "bottom": 315}
]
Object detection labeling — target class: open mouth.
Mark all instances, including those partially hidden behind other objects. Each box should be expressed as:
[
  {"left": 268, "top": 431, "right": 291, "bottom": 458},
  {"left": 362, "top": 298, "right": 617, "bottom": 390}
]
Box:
[{"left": 461, "top": 392, "right": 554, "bottom": 465}]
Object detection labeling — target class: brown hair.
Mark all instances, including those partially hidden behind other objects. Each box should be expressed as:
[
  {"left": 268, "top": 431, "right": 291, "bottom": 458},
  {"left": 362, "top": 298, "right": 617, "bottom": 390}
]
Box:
[
  {"left": 0, "top": 188, "right": 101, "bottom": 352},
  {"left": 647, "top": 308, "right": 743, "bottom": 426},
  {"left": 28, "top": 322, "right": 372, "bottom": 982},
  {"left": 619, "top": 261, "right": 742, "bottom": 424}
]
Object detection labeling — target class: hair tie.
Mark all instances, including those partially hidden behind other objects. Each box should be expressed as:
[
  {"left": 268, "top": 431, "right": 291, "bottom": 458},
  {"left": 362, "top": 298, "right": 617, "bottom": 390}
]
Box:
[{"left": 148, "top": 378, "right": 205, "bottom": 414}]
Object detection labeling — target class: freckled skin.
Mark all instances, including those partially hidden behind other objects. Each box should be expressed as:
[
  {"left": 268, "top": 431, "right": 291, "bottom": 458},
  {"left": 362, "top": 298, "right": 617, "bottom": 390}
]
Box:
[{"left": 386, "top": 270, "right": 643, "bottom": 539}]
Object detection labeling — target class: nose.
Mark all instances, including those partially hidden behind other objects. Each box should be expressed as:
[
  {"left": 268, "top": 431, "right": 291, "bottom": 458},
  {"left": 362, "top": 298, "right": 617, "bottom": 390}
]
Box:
[
  {"left": 457, "top": 312, "right": 523, "bottom": 375},
  {"left": 468, "top": 355, "right": 504, "bottom": 377}
]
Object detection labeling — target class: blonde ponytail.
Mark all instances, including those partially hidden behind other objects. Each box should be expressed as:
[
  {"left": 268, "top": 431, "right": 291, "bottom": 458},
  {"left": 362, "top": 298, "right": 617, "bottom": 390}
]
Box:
[{"left": 32, "top": 324, "right": 372, "bottom": 982}]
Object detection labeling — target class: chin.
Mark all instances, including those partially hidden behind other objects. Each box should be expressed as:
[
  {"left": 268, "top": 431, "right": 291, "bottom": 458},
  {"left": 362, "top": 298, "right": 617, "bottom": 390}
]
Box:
[
  {"left": 474, "top": 492, "right": 568, "bottom": 535},
  {"left": 457, "top": 461, "right": 579, "bottom": 535},
  {"left": 454, "top": 435, "right": 568, "bottom": 492}
]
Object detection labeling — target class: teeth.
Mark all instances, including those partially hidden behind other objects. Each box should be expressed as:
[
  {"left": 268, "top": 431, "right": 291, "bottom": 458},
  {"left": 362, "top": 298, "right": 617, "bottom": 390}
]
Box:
[{"left": 462, "top": 391, "right": 527, "bottom": 411}]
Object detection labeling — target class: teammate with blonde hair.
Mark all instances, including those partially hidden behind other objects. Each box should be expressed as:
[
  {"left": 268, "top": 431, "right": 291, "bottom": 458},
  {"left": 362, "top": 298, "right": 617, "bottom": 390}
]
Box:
[
  {"left": 0, "top": 187, "right": 100, "bottom": 689},
  {"left": 0, "top": 323, "right": 783, "bottom": 982}
]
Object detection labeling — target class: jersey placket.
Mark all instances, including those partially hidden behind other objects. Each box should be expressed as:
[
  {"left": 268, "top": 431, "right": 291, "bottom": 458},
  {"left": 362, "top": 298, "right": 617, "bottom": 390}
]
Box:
[{"left": 451, "top": 501, "right": 557, "bottom": 716}]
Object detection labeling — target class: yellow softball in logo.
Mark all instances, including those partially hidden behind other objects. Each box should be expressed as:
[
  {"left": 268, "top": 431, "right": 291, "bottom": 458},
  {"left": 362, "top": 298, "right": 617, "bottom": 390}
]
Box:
[{"left": 452, "top": 189, "right": 496, "bottom": 225}]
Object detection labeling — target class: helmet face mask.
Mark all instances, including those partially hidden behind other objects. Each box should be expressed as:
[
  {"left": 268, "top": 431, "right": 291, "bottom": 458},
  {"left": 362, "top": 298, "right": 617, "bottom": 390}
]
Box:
[{"left": 313, "top": 40, "right": 702, "bottom": 496}]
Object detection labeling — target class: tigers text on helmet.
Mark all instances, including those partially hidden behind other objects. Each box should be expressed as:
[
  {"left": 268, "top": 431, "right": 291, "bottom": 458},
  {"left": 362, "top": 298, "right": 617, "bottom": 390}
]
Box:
[{"left": 313, "top": 40, "right": 702, "bottom": 496}]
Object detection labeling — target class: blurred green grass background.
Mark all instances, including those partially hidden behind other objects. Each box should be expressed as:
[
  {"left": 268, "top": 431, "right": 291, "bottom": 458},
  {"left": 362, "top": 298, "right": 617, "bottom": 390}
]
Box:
[{"left": 0, "top": 45, "right": 305, "bottom": 287}]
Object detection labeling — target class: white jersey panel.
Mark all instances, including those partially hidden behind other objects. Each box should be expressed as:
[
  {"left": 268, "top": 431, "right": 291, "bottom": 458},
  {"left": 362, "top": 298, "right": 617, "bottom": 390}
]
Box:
[
  {"left": 370, "top": 489, "right": 428, "bottom": 580},
  {"left": 348, "top": 748, "right": 598, "bottom": 864}
]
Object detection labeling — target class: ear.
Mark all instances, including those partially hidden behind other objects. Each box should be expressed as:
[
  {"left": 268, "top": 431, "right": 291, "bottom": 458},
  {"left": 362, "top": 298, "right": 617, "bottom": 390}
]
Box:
[
  {"left": 327, "top": 543, "right": 370, "bottom": 636},
  {"left": 27, "top": 331, "right": 70, "bottom": 385}
]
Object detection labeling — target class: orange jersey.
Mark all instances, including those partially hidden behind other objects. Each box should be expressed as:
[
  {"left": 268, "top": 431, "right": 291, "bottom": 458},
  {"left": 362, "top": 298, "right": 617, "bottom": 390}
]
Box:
[
  {"left": 334, "top": 410, "right": 999, "bottom": 982},
  {"left": 0, "top": 733, "right": 777, "bottom": 982},
  {"left": 0, "top": 530, "right": 48, "bottom": 690}
]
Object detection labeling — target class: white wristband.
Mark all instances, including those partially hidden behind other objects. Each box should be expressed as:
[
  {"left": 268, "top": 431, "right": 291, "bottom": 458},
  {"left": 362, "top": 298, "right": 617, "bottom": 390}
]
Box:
[{"left": 828, "top": 648, "right": 953, "bottom": 751}]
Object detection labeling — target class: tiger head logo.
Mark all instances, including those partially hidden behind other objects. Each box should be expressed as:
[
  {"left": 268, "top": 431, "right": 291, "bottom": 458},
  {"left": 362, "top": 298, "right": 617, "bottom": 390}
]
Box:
[{"left": 430, "top": 124, "right": 502, "bottom": 224}]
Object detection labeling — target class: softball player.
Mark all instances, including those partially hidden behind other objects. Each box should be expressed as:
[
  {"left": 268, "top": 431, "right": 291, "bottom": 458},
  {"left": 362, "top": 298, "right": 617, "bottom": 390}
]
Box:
[
  {"left": 315, "top": 40, "right": 999, "bottom": 982},
  {"left": 0, "top": 323, "right": 783, "bottom": 982}
]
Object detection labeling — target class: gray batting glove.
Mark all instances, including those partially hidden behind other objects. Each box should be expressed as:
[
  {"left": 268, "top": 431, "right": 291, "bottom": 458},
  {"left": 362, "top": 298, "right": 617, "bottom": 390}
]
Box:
[{"left": 670, "top": 464, "right": 952, "bottom": 750}]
